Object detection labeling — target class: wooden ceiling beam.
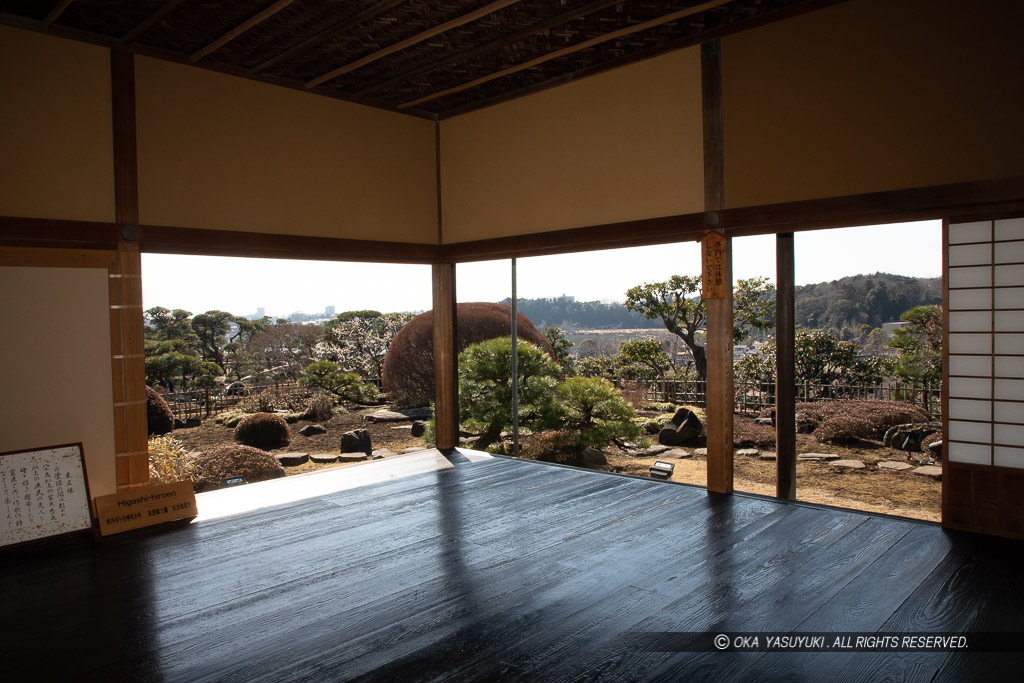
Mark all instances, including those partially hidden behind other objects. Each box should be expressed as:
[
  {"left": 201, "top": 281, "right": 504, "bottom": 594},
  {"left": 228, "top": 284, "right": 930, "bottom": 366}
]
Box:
[
  {"left": 42, "top": 0, "right": 74, "bottom": 28},
  {"left": 250, "top": 0, "right": 409, "bottom": 75},
  {"left": 121, "top": 0, "right": 188, "bottom": 44},
  {"left": 401, "top": 0, "right": 735, "bottom": 108},
  {"left": 358, "top": 0, "right": 622, "bottom": 98},
  {"left": 305, "top": 0, "right": 523, "bottom": 89},
  {"left": 190, "top": 0, "right": 297, "bottom": 63}
]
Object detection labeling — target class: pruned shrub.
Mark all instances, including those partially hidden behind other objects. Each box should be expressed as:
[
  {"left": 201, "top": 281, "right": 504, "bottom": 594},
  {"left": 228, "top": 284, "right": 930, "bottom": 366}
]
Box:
[
  {"left": 789, "top": 400, "right": 930, "bottom": 443},
  {"left": 237, "top": 385, "right": 316, "bottom": 414},
  {"left": 298, "top": 361, "right": 383, "bottom": 404},
  {"left": 733, "top": 421, "right": 777, "bottom": 449},
  {"left": 549, "top": 377, "right": 640, "bottom": 451},
  {"left": 194, "top": 445, "right": 285, "bottom": 492},
  {"left": 305, "top": 394, "right": 335, "bottom": 422},
  {"left": 234, "top": 412, "right": 291, "bottom": 450},
  {"left": 148, "top": 435, "right": 199, "bottom": 486},
  {"left": 520, "top": 430, "right": 608, "bottom": 467},
  {"left": 381, "top": 302, "right": 554, "bottom": 408},
  {"left": 146, "top": 386, "right": 174, "bottom": 435}
]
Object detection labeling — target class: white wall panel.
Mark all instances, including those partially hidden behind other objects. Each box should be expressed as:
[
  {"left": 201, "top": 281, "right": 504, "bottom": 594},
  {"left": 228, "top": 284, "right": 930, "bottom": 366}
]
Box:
[
  {"left": 947, "top": 442, "right": 991, "bottom": 464},
  {"left": 994, "top": 446, "right": 1024, "bottom": 468},
  {"left": 949, "top": 221, "right": 992, "bottom": 244}
]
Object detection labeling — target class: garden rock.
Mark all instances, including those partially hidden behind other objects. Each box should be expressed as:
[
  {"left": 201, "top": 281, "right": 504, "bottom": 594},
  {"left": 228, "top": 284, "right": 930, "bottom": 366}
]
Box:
[
  {"left": 275, "top": 452, "right": 309, "bottom": 467},
  {"left": 878, "top": 461, "right": 913, "bottom": 471},
  {"left": 310, "top": 453, "right": 339, "bottom": 464},
  {"left": 735, "top": 448, "right": 759, "bottom": 457},
  {"left": 372, "top": 448, "right": 397, "bottom": 459},
  {"left": 658, "top": 408, "right": 702, "bottom": 446},
  {"left": 831, "top": 459, "right": 866, "bottom": 469},
  {"left": 631, "top": 444, "right": 671, "bottom": 458},
  {"left": 798, "top": 452, "right": 840, "bottom": 461},
  {"left": 754, "top": 416, "right": 774, "bottom": 427},
  {"left": 912, "top": 465, "right": 942, "bottom": 480},
  {"left": 341, "top": 428, "right": 373, "bottom": 456},
  {"left": 759, "top": 451, "right": 777, "bottom": 461},
  {"left": 411, "top": 421, "right": 427, "bottom": 437},
  {"left": 364, "top": 408, "right": 432, "bottom": 423},
  {"left": 693, "top": 448, "right": 708, "bottom": 456},
  {"left": 339, "top": 453, "right": 368, "bottom": 463},
  {"left": 884, "top": 422, "right": 941, "bottom": 452},
  {"left": 663, "top": 448, "right": 693, "bottom": 459},
  {"left": 299, "top": 424, "right": 328, "bottom": 437}
]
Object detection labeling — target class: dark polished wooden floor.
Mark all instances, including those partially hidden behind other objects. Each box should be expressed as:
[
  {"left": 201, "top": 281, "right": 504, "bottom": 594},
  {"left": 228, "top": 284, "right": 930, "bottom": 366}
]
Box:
[{"left": 3, "top": 454, "right": 1024, "bottom": 682}]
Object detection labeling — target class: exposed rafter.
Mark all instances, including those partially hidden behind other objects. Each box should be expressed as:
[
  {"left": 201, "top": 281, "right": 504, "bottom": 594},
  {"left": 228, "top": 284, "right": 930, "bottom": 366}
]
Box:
[
  {"left": 190, "top": 0, "right": 298, "bottom": 63},
  {"left": 121, "top": 0, "right": 189, "bottom": 44},
  {"left": 357, "top": 0, "right": 623, "bottom": 98},
  {"left": 250, "top": 0, "right": 410, "bottom": 75},
  {"left": 401, "top": 0, "right": 736, "bottom": 108},
  {"left": 305, "top": 0, "right": 523, "bottom": 89},
  {"left": 42, "top": 0, "right": 74, "bottom": 28}
]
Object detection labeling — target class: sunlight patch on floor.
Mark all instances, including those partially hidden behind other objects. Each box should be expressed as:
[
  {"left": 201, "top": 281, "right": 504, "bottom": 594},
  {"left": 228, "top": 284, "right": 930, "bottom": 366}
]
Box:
[{"left": 194, "top": 448, "right": 492, "bottom": 522}]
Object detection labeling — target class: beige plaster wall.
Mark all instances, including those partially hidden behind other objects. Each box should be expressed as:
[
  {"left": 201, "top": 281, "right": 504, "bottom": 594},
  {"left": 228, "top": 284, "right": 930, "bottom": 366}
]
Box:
[
  {"left": 135, "top": 57, "right": 437, "bottom": 243},
  {"left": 723, "top": 0, "right": 1024, "bottom": 208},
  {"left": 440, "top": 47, "right": 704, "bottom": 243},
  {"left": 0, "top": 26, "right": 115, "bottom": 223},
  {"left": 0, "top": 267, "right": 116, "bottom": 496}
]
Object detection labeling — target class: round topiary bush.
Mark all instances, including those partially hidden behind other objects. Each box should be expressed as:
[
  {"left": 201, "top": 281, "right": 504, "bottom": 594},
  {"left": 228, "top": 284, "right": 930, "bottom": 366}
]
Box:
[
  {"left": 146, "top": 386, "right": 174, "bottom": 436},
  {"left": 381, "top": 302, "right": 554, "bottom": 407},
  {"left": 234, "top": 412, "right": 291, "bottom": 450},
  {"left": 194, "top": 445, "right": 285, "bottom": 492}
]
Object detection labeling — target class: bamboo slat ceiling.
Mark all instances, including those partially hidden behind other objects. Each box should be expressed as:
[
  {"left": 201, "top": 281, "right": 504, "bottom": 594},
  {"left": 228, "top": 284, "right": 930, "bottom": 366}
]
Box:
[{"left": 1, "top": 0, "right": 829, "bottom": 118}]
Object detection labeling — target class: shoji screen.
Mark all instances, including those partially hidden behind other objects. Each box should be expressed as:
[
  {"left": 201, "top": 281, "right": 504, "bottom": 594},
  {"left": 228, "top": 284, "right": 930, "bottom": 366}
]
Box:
[{"left": 944, "top": 217, "right": 1024, "bottom": 537}]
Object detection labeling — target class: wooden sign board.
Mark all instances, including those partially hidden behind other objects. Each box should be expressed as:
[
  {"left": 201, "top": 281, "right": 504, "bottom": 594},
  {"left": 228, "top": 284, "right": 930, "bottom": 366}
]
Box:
[
  {"left": 94, "top": 481, "right": 197, "bottom": 536},
  {"left": 701, "top": 231, "right": 728, "bottom": 299},
  {"left": 1, "top": 443, "right": 95, "bottom": 549}
]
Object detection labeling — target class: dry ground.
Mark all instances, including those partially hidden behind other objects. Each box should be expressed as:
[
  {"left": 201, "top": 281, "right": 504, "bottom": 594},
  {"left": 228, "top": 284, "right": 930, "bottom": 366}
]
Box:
[
  {"left": 171, "top": 406, "right": 426, "bottom": 476},
  {"left": 602, "top": 414, "right": 941, "bottom": 522},
  {"left": 170, "top": 409, "right": 940, "bottom": 522}
]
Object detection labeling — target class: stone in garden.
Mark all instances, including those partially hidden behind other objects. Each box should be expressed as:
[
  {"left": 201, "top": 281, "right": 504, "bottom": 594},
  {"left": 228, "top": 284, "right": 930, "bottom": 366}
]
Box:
[
  {"left": 693, "top": 448, "right": 708, "bottom": 456},
  {"left": 341, "top": 428, "right": 373, "bottom": 455},
  {"left": 663, "top": 448, "right": 692, "bottom": 459},
  {"left": 338, "top": 452, "right": 369, "bottom": 463},
  {"left": 299, "top": 424, "right": 328, "bottom": 437},
  {"left": 878, "top": 461, "right": 913, "bottom": 471},
  {"left": 363, "top": 408, "right": 432, "bottom": 423},
  {"left": 372, "top": 448, "right": 397, "bottom": 459},
  {"left": 658, "top": 408, "right": 702, "bottom": 446},
  {"left": 754, "top": 417, "right": 774, "bottom": 427},
  {"left": 798, "top": 452, "right": 840, "bottom": 461},
  {"left": 795, "top": 411, "right": 817, "bottom": 434},
  {"left": 275, "top": 452, "right": 309, "bottom": 467},
  {"left": 735, "top": 448, "right": 759, "bottom": 457},
  {"left": 310, "top": 453, "right": 339, "bottom": 463},
  {"left": 759, "top": 451, "right": 777, "bottom": 461},
  {"left": 831, "top": 459, "right": 866, "bottom": 469},
  {"left": 884, "top": 422, "right": 941, "bottom": 452},
  {"left": 411, "top": 420, "right": 427, "bottom": 437},
  {"left": 912, "top": 465, "right": 942, "bottom": 480},
  {"left": 631, "top": 444, "right": 671, "bottom": 458}
]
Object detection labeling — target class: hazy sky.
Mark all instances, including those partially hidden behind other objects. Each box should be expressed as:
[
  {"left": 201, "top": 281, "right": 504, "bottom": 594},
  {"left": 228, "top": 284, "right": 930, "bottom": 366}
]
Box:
[{"left": 141, "top": 220, "right": 941, "bottom": 318}]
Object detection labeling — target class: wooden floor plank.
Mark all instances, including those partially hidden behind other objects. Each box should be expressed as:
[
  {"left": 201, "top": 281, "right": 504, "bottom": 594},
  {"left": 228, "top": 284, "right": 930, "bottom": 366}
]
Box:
[{"left": 3, "top": 457, "right": 1023, "bottom": 682}]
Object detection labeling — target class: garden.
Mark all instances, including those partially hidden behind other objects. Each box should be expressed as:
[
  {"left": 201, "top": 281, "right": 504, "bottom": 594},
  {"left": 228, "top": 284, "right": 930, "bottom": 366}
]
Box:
[{"left": 144, "top": 275, "right": 944, "bottom": 521}]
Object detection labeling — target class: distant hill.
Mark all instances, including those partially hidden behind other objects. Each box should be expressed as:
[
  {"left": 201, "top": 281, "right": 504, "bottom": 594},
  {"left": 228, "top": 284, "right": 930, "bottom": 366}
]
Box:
[
  {"left": 501, "top": 273, "right": 941, "bottom": 333},
  {"left": 794, "top": 272, "right": 941, "bottom": 331}
]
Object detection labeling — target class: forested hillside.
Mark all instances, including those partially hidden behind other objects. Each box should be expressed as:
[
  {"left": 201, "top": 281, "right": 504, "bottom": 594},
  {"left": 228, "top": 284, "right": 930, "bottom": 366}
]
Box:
[{"left": 501, "top": 273, "right": 940, "bottom": 332}]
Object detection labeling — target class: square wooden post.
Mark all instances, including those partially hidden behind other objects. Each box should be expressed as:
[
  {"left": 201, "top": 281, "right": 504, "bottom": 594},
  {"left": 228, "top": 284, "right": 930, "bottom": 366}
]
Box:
[
  {"left": 776, "top": 232, "right": 796, "bottom": 499},
  {"left": 432, "top": 264, "right": 458, "bottom": 450},
  {"left": 703, "top": 232, "right": 733, "bottom": 494}
]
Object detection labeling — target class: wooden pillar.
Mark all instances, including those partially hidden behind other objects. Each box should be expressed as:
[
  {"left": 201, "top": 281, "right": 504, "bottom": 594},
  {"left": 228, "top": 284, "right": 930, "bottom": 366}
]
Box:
[
  {"left": 702, "top": 38, "right": 733, "bottom": 493},
  {"left": 776, "top": 233, "right": 796, "bottom": 499},
  {"left": 110, "top": 49, "right": 148, "bottom": 489},
  {"left": 703, "top": 234, "right": 734, "bottom": 494},
  {"left": 432, "top": 264, "right": 459, "bottom": 451}
]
